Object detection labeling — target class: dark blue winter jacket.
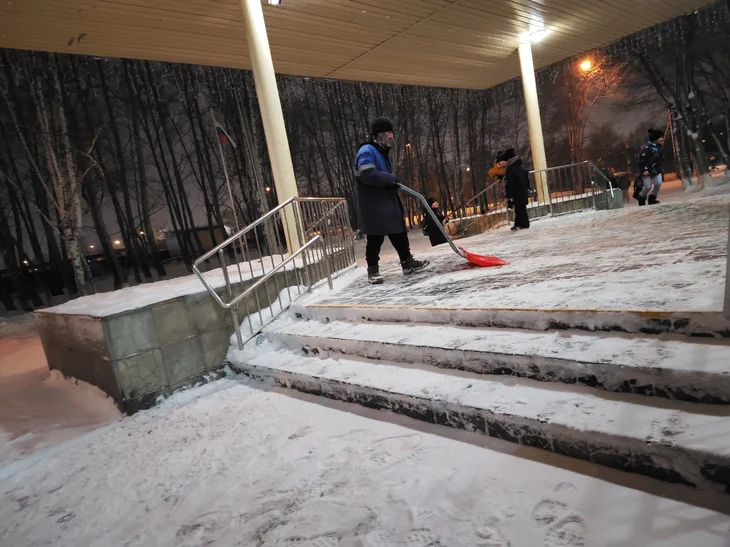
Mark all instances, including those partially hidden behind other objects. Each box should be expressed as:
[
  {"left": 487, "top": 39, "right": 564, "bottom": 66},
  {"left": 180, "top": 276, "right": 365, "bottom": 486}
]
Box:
[
  {"left": 354, "top": 142, "right": 406, "bottom": 235},
  {"left": 638, "top": 141, "right": 664, "bottom": 177}
]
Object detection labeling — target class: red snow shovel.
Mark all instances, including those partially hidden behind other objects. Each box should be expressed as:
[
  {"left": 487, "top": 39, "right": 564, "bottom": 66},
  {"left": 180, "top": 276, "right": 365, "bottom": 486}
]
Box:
[{"left": 398, "top": 183, "right": 509, "bottom": 268}]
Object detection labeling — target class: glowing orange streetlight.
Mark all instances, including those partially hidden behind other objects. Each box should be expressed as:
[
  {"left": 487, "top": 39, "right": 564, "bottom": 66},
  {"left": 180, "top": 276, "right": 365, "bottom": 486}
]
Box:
[{"left": 579, "top": 59, "right": 592, "bottom": 72}]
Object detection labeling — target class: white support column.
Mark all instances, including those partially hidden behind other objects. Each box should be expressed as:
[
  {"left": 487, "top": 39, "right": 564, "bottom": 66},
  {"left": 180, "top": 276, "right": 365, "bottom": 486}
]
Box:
[
  {"left": 239, "top": 0, "right": 300, "bottom": 252},
  {"left": 518, "top": 41, "right": 549, "bottom": 204}
]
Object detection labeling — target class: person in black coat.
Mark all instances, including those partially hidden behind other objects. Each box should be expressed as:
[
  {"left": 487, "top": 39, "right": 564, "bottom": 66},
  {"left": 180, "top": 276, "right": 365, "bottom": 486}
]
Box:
[
  {"left": 423, "top": 197, "right": 449, "bottom": 247},
  {"left": 637, "top": 128, "right": 665, "bottom": 205},
  {"left": 355, "top": 117, "right": 429, "bottom": 284},
  {"left": 503, "top": 148, "right": 531, "bottom": 231}
]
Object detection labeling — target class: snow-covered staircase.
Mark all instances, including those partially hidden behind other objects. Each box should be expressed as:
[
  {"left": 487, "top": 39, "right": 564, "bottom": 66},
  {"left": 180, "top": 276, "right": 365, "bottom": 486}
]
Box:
[{"left": 231, "top": 303, "right": 730, "bottom": 494}]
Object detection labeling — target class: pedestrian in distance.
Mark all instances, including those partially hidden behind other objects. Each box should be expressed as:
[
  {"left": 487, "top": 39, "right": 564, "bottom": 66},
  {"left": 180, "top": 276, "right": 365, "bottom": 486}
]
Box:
[
  {"left": 637, "top": 128, "right": 665, "bottom": 206},
  {"left": 503, "top": 148, "right": 531, "bottom": 231},
  {"left": 422, "top": 197, "right": 449, "bottom": 247}
]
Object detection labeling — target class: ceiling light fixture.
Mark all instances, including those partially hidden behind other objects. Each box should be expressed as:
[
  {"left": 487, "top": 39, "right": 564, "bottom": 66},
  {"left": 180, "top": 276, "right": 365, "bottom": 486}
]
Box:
[{"left": 521, "top": 22, "right": 548, "bottom": 44}]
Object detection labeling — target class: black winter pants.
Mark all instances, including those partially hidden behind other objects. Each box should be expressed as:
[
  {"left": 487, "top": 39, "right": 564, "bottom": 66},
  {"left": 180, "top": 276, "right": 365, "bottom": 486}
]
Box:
[
  {"left": 513, "top": 203, "right": 530, "bottom": 229},
  {"left": 366, "top": 232, "right": 411, "bottom": 269}
]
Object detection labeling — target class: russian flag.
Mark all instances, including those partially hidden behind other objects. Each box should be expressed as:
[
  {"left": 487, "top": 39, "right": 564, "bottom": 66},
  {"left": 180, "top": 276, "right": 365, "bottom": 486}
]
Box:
[{"left": 215, "top": 120, "right": 237, "bottom": 148}]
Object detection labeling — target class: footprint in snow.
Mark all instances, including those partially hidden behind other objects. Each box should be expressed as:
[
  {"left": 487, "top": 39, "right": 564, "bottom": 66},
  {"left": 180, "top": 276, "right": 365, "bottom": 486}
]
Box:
[
  {"left": 531, "top": 499, "right": 568, "bottom": 526},
  {"left": 544, "top": 515, "right": 587, "bottom": 547},
  {"left": 363, "top": 527, "right": 441, "bottom": 546},
  {"left": 475, "top": 516, "right": 511, "bottom": 547},
  {"left": 283, "top": 533, "right": 340, "bottom": 546},
  {"left": 531, "top": 492, "right": 586, "bottom": 547}
]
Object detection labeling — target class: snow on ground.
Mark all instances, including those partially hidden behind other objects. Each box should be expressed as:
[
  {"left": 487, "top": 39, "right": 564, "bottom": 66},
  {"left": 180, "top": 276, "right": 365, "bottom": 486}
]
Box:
[
  {"left": 0, "top": 316, "right": 121, "bottom": 465},
  {"left": 1, "top": 376, "right": 728, "bottom": 547},
  {"left": 315, "top": 195, "right": 730, "bottom": 314},
  {"left": 44, "top": 252, "right": 318, "bottom": 317}
]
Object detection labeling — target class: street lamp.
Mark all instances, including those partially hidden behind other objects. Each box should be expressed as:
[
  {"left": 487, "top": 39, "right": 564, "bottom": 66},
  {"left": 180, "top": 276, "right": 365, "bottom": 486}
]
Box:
[{"left": 580, "top": 59, "right": 592, "bottom": 72}]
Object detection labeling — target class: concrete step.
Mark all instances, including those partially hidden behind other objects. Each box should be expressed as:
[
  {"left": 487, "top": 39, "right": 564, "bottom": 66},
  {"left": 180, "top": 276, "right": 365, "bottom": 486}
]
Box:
[
  {"left": 290, "top": 302, "right": 730, "bottom": 338},
  {"left": 231, "top": 345, "right": 730, "bottom": 493},
  {"left": 267, "top": 319, "right": 730, "bottom": 404}
]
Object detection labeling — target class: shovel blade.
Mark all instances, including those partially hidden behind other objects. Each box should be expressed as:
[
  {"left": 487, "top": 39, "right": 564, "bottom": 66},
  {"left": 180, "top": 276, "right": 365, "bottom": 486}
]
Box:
[{"left": 458, "top": 246, "right": 509, "bottom": 268}]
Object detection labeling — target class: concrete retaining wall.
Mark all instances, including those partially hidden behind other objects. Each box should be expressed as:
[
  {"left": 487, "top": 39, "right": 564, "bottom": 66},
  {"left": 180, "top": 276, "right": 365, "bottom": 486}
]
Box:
[{"left": 36, "top": 260, "right": 336, "bottom": 414}]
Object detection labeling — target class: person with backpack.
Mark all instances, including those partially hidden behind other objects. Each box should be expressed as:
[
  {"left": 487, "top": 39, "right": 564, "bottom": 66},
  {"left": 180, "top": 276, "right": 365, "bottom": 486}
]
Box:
[
  {"left": 355, "top": 117, "right": 429, "bottom": 285},
  {"left": 422, "top": 197, "right": 449, "bottom": 247},
  {"left": 637, "top": 129, "right": 665, "bottom": 206}
]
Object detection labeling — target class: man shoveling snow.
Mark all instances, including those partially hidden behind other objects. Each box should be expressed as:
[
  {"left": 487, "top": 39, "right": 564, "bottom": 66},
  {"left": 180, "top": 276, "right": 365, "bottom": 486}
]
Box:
[{"left": 354, "top": 117, "right": 429, "bottom": 285}]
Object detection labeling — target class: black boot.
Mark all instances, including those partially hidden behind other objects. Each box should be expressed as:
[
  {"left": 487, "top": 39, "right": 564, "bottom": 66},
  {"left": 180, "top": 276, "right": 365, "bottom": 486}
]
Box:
[
  {"left": 647, "top": 195, "right": 660, "bottom": 205},
  {"left": 401, "top": 256, "right": 429, "bottom": 275},
  {"left": 367, "top": 266, "right": 383, "bottom": 285},
  {"left": 638, "top": 197, "right": 646, "bottom": 206}
]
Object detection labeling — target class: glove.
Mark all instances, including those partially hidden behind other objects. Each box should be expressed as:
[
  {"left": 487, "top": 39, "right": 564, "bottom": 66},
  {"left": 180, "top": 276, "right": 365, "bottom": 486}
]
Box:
[{"left": 507, "top": 199, "right": 514, "bottom": 210}]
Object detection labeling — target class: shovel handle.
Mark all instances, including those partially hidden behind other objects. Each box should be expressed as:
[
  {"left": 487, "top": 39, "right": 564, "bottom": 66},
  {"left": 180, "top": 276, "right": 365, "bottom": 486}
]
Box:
[{"left": 397, "top": 183, "right": 467, "bottom": 258}]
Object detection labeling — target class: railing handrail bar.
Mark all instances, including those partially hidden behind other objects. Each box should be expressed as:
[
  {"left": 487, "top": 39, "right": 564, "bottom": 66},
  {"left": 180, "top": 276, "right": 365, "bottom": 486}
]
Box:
[
  {"left": 529, "top": 160, "right": 614, "bottom": 196},
  {"left": 294, "top": 197, "right": 346, "bottom": 202},
  {"left": 301, "top": 200, "right": 348, "bottom": 234},
  {"left": 528, "top": 160, "right": 591, "bottom": 174},
  {"left": 193, "top": 197, "right": 296, "bottom": 268},
  {"left": 193, "top": 235, "right": 327, "bottom": 311},
  {"left": 454, "top": 178, "right": 502, "bottom": 213}
]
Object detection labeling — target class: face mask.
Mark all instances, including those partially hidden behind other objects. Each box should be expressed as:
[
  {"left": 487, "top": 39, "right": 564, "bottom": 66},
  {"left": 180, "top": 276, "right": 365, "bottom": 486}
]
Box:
[{"left": 378, "top": 133, "right": 394, "bottom": 149}]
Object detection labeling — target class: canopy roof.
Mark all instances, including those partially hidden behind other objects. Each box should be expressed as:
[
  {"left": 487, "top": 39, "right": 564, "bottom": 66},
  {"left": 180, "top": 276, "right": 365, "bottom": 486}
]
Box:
[{"left": 1, "top": 0, "right": 715, "bottom": 89}]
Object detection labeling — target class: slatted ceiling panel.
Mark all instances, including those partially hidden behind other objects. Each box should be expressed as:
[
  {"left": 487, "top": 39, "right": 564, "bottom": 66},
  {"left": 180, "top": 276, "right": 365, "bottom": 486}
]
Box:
[
  {"left": 14, "top": 9, "right": 240, "bottom": 43},
  {"left": 351, "top": 0, "right": 457, "bottom": 19},
  {"left": 0, "top": 0, "right": 717, "bottom": 89},
  {"left": 263, "top": 13, "right": 397, "bottom": 46},
  {"left": 264, "top": 4, "right": 412, "bottom": 34},
  {"left": 276, "top": 0, "right": 420, "bottom": 27}
]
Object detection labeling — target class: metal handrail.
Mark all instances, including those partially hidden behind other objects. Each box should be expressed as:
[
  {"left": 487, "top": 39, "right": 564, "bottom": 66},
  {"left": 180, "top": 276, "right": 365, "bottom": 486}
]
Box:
[
  {"left": 457, "top": 177, "right": 502, "bottom": 216},
  {"left": 193, "top": 236, "right": 330, "bottom": 312},
  {"left": 193, "top": 196, "right": 354, "bottom": 350},
  {"left": 448, "top": 178, "right": 505, "bottom": 235},
  {"left": 194, "top": 196, "right": 295, "bottom": 266},
  {"left": 531, "top": 160, "right": 615, "bottom": 196},
  {"left": 300, "top": 200, "right": 348, "bottom": 235},
  {"left": 442, "top": 160, "right": 617, "bottom": 239}
]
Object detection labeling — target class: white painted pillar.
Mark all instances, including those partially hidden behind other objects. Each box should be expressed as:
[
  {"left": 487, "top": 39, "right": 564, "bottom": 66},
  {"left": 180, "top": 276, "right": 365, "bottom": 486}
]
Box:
[
  {"left": 518, "top": 41, "right": 549, "bottom": 204},
  {"left": 239, "top": 0, "right": 300, "bottom": 252}
]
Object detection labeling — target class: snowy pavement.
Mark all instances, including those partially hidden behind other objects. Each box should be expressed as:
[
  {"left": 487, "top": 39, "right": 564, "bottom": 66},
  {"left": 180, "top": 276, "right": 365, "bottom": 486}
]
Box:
[
  {"left": 0, "top": 316, "right": 121, "bottom": 465},
  {"left": 326, "top": 196, "right": 730, "bottom": 314},
  {"left": 1, "top": 376, "right": 729, "bottom": 547}
]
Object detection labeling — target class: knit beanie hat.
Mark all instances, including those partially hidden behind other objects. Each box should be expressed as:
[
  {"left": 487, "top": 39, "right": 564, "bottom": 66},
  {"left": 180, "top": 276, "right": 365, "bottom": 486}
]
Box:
[
  {"left": 371, "top": 117, "right": 394, "bottom": 136},
  {"left": 648, "top": 128, "right": 664, "bottom": 142},
  {"left": 502, "top": 148, "right": 516, "bottom": 161}
]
